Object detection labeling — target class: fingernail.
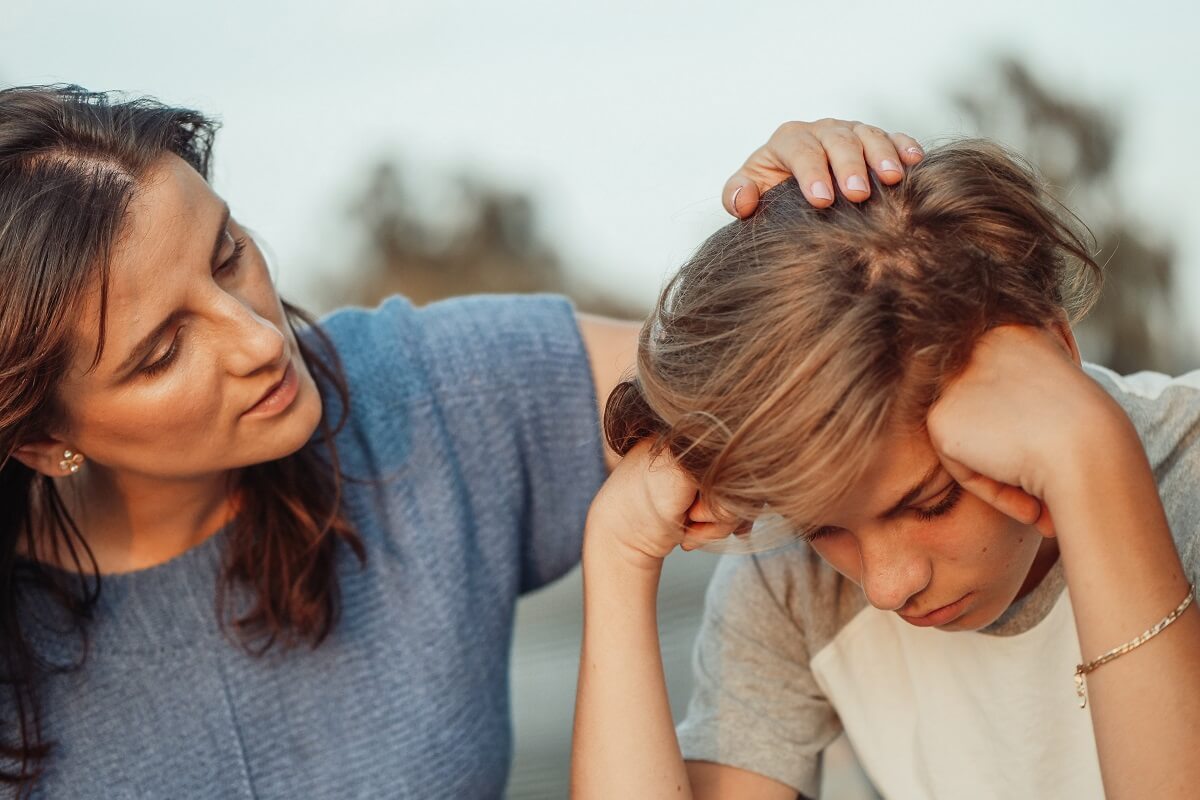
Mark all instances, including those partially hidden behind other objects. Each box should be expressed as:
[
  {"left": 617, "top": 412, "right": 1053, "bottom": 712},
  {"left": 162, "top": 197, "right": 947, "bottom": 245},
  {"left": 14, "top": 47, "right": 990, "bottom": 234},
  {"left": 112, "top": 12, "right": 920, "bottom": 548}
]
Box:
[
  {"left": 847, "top": 175, "right": 869, "bottom": 193},
  {"left": 730, "top": 185, "right": 744, "bottom": 214},
  {"left": 810, "top": 181, "right": 833, "bottom": 201},
  {"left": 906, "top": 146, "right": 924, "bottom": 158},
  {"left": 880, "top": 159, "right": 901, "bottom": 175}
]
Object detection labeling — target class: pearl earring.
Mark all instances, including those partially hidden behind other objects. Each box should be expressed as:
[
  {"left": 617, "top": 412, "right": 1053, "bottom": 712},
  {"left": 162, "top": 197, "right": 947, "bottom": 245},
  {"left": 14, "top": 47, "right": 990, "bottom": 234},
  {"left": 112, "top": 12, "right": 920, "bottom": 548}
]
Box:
[{"left": 58, "top": 449, "right": 85, "bottom": 474}]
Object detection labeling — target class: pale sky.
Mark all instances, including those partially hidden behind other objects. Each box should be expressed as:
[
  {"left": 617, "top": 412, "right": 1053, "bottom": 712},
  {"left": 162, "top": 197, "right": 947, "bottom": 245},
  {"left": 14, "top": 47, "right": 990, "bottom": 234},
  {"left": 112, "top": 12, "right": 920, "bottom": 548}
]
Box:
[{"left": 3, "top": 1, "right": 1197, "bottom": 345}]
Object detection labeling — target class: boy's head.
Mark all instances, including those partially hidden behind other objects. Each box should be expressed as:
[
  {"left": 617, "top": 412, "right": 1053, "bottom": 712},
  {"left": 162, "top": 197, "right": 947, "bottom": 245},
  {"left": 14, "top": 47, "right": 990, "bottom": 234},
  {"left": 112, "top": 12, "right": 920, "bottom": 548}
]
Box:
[{"left": 606, "top": 139, "right": 1100, "bottom": 628}]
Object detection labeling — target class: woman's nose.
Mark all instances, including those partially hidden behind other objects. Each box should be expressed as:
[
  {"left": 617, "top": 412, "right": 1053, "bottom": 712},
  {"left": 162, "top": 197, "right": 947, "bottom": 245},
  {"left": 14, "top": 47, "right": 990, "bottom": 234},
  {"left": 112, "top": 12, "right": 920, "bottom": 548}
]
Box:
[
  {"left": 219, "top": 300, "right": 287, "bottom": 376},
  {"left": 858, "top": 535, "right": 932, "bottom": 612}
]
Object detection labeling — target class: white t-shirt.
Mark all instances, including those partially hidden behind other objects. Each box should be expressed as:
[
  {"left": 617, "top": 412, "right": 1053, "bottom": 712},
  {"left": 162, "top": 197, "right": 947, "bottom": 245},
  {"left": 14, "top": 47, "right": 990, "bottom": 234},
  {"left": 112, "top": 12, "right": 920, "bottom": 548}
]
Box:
[{"left": 676, "top": 366, "right": 1200, "bottom": 799}]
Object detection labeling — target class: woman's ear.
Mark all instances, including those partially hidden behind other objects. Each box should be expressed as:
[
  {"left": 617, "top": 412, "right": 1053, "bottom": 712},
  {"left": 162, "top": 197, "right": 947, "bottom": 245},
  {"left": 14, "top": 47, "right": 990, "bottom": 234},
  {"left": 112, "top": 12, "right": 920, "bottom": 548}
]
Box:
[{"left": 8, "top": 439, "right": 85, "bottom": 478}]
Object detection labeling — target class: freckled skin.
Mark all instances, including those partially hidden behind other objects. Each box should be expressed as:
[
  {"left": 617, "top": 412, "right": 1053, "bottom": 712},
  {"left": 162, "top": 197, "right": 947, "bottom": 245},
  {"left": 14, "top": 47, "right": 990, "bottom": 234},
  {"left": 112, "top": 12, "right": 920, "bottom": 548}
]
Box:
[{"left": 808, "top": 428, "right": 1057, "bottom": 631}]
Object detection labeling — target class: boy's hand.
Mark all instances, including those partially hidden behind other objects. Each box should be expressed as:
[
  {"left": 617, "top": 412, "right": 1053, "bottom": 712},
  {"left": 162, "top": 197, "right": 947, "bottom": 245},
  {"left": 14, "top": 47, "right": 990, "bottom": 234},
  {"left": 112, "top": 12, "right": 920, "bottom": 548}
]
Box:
[
  {"left": 927, "top": 325, "right": 1129, "bottom": 537},
  {"left": 585, "top": 441, "right": 740, "bottom": 571}
]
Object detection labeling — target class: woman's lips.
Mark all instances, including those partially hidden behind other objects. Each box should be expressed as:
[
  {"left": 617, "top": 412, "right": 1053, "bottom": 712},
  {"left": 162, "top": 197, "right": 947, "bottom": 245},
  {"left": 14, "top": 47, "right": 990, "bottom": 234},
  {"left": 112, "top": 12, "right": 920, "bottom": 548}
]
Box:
[
  {"left": 243, "top": 362, "right": 299, "bottom": 418},
  {"left": 898, "top": 592, "right": 973, "bottom": 628}
]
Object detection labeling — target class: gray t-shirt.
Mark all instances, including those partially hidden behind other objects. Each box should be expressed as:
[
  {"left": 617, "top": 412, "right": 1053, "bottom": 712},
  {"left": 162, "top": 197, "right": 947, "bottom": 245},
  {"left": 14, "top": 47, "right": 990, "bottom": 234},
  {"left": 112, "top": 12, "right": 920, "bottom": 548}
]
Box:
[{"left": 677, "top": 365, "right": 1200, "bottom": 799}]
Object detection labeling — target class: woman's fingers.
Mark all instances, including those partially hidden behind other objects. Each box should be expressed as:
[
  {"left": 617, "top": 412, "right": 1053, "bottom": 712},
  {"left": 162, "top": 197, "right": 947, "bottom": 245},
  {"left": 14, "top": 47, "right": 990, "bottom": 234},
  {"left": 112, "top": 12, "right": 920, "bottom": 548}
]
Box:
[
  {"left": 811, "top": 122, "right": 871, "bottom": 201},
  {"left": 723, "top": 172, "right": 762, "bottom": 218},
  {"left": 889, "top": 131, "right": 925, "bottom": 165},
  {"left": 853, "top": 122, "right": 907, "bottom": 185},
  {"left": 724, "top": 128, "right": 836, "bottom": 216},
  {"left": 724, "top": 119, "right": 925, "bottom": 217},
  {"left": 768, "top": 125, "right": 838, "bottom": 207}
]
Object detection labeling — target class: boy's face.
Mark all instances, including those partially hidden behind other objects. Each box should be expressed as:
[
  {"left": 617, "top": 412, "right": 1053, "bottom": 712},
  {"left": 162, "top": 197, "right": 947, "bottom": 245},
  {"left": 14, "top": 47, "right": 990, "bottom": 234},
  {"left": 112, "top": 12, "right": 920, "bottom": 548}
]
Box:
[{"left": 804, "top": 427, "right": 1057, "bottom": 631}]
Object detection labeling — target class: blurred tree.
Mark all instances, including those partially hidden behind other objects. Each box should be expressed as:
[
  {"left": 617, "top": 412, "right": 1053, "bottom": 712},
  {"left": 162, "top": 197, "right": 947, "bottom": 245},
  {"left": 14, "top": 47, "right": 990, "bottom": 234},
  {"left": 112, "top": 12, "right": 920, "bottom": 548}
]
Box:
[
  {"left": 953, "top": 57, "right": 1195, "bottom": 373},
  {"left": 338, "top": 59, "right": 1197, "bottom": 375},
  {"left": 336, "top": 160, "right": 640, "bottom": 318}
]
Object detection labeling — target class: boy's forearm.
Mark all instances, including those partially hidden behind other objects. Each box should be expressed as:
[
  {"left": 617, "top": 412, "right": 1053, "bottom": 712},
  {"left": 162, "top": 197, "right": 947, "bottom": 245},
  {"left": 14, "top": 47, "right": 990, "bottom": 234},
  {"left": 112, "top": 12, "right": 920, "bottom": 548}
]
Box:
[
  {"left": 1051, "top": 411, "right": 1200, "bottom": 799},
  {"left": 570, "top": 527, "right": 693, "bottom": 799}
]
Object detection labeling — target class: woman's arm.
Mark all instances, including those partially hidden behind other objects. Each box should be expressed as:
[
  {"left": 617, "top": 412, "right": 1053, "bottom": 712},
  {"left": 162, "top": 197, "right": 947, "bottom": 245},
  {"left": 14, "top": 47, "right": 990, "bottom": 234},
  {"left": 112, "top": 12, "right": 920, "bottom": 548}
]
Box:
[
  {"left": 569, "top": 443, "right": 798, "bottom": 799},
  {"left": 578, "top": 119, "right": 923, "bottom": 472},
  {"left": 929, "top": 325, "right": 1200, "bottom": 799}
]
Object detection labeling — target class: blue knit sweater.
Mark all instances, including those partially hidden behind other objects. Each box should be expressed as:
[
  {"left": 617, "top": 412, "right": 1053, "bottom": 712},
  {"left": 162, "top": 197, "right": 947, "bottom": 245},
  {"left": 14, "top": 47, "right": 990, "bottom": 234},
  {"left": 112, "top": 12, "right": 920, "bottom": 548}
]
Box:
[{"left": 21, "top": 295, "right": 606, "bottom": 799}]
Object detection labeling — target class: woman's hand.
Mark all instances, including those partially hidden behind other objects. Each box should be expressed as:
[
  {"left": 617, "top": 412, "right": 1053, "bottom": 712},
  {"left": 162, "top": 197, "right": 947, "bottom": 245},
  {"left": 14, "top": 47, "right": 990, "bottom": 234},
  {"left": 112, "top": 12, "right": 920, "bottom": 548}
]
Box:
[
  {"left": 585, "top": 441, "right": 741, "bottom": 571},
  {"left": 724, "top": 118, "right": 924, "bottom": 217},
  {"left": 582, "top": 119, "right": 922, "bottom": 473},
  {"left": 926, "top": 324, "right": 1130, "bottom": 536}
]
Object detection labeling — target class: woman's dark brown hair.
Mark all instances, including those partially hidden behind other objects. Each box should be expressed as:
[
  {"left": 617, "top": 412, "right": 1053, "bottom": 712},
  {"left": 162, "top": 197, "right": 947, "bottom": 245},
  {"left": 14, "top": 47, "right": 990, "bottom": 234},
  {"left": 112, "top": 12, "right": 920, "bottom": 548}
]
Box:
[
  {"left": 606, "top": 139, "right": 1102, "bottom": 532},
  {"left": 0, "top": 85, "right": 363, "bottom": 794}
]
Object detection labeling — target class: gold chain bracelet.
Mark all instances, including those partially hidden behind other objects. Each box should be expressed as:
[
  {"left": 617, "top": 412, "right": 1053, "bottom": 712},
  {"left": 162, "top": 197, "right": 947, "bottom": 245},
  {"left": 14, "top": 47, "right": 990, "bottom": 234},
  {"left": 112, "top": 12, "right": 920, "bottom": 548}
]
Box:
[{"left": 1074, "top": 584, "right": 1194, "bottom": 709}]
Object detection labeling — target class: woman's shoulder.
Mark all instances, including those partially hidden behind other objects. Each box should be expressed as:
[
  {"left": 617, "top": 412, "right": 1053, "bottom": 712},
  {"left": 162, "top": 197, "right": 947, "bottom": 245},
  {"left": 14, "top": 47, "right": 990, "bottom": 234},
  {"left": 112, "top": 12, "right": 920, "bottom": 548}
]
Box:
[
  {"left": 305, "top": 294, "right": 602, "bottom": 586},
  {"left": 312, "top": 295, "right": 425, "bottom": 398},
  {"left": 313, "top": 293, "right": 583, "bottom": 399},
  {"left": 308, "top": 292, "right": 594, "bottom": 475}
]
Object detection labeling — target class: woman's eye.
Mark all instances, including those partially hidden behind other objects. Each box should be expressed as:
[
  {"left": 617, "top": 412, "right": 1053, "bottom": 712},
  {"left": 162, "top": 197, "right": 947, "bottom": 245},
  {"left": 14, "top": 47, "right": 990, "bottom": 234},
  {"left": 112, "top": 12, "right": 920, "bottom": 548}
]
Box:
[
  {"left": 141, "top": 331, "right": 182, "bottom": 377},
  {"left": 216, "top": 236, "right": 247, "bottom": 277},
  {"left": 913, "top": 482, "right": 964, "bottom": 521}
]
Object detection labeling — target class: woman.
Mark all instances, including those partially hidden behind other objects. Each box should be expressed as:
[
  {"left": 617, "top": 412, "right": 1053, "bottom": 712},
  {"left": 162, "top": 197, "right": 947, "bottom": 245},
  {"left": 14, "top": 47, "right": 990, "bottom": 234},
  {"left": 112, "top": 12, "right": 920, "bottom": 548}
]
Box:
[
  {"left": 572, "top": 140, "right": 1200, "bottom": 798},
  {"left": 0, "top": 85, "right": 919, "bottom": 797}
]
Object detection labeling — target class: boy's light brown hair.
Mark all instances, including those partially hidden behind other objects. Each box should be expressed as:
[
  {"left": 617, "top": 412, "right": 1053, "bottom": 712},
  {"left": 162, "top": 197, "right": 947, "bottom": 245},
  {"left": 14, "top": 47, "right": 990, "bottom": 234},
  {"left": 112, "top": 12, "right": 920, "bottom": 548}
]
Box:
[{"left": 605, "top": 139, "right": 1101, "bottom": 529}]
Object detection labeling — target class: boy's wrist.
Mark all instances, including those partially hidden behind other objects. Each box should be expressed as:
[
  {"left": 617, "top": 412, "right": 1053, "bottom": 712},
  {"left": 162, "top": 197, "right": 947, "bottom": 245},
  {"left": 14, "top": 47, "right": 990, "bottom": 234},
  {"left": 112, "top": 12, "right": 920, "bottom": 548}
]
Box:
[
  {"left": 582, "top": 514, "right": 669, "bottom": 580},
  {"left": 1043, "top": 398, "right": 1148, "bottom": 519}
]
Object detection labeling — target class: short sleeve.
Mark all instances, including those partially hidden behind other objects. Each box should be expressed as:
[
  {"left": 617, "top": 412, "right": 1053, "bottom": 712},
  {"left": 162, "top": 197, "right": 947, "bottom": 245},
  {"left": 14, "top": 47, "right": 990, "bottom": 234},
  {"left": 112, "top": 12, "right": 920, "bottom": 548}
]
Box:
[
  {"left": 1154, "top": 373, "right": 1200, "bottom": 587},
  {"left": 677, "top": 553, "right": 842, "bottom": 797},
  {"left": 1086, "top": 366, "right": 1200, "bottom": 587},
  {"left": 413, "top": 294, "right": 607, "bottom": 592}
]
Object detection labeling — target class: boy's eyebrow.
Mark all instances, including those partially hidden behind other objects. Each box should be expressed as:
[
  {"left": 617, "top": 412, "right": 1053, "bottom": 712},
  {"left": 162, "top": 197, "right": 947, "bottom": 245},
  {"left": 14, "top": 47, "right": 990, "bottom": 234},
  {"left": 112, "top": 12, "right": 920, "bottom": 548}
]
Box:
[{"left": 878, "top": 461, "right": 945, "bottom": 520}]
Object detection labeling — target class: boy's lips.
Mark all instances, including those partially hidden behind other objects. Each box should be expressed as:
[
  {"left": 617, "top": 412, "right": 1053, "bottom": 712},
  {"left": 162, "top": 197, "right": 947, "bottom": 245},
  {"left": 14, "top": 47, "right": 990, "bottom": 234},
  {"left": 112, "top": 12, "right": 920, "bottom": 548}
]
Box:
[{"left": 898, "top": 592, "right": 973, "bottom": 628}]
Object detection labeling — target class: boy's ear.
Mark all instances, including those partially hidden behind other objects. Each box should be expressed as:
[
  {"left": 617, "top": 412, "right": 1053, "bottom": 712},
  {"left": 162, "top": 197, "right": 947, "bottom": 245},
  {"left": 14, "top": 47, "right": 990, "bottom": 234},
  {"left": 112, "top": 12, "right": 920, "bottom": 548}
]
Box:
[
  {"left": 1048, "top": 314, "right": 1083, "bottom": 367},
  {"left": 8, "top": 439, "right": 85, "bottom": 478}
]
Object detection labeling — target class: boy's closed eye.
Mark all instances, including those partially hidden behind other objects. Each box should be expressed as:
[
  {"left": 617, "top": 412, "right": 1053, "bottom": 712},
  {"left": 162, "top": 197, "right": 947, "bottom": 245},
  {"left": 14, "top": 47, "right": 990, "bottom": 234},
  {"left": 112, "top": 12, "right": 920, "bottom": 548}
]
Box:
[
  {"left": 912, "top": 481, "right": 964, "bottom": 521},
  {"left": 802, "top": 479, "right": 965, "bottom": 543}
]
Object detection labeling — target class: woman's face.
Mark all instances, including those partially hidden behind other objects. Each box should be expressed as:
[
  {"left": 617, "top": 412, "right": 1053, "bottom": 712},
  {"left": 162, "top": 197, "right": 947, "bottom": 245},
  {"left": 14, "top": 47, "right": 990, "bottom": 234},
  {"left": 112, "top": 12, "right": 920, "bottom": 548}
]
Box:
[
  {"left": 803, "top": 427, "right": 1054, "bottom": 631},
  {"left": 52, "top": 154, "right": 323, "bottom": 481}
]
